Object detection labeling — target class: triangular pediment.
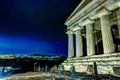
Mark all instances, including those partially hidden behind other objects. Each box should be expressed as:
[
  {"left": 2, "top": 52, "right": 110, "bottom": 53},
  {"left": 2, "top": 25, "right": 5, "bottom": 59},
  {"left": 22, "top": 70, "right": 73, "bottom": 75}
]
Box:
[{"left": 66, "top": 0, "right": 91, "bottom": 22}]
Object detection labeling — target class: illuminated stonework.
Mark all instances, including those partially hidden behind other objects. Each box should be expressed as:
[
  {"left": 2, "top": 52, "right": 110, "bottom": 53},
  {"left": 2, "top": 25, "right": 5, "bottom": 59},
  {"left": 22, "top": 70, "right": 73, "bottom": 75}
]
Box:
[{"left": 62, "top": 0, "right": 120, "bottom": 75}]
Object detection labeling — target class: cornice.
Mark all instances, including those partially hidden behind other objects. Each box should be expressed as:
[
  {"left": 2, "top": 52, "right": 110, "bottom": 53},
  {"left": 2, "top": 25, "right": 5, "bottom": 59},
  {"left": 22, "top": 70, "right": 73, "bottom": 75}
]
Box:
[{"left": 65, "top": 0, "right": 98, "bottom": 26}]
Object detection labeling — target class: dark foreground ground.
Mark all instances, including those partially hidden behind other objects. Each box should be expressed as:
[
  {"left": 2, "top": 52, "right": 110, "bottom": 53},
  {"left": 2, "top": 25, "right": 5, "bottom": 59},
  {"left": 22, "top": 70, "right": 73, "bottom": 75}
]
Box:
[{"left": 1, "top": 72, "right": 120, "bottom": 80}]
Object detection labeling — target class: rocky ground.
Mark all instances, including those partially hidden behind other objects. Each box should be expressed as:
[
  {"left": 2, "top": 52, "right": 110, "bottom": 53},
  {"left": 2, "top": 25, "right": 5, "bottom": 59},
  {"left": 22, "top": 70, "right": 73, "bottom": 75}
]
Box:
[{"left": 0, "top": 72, "right": 120, "bottom": 80}]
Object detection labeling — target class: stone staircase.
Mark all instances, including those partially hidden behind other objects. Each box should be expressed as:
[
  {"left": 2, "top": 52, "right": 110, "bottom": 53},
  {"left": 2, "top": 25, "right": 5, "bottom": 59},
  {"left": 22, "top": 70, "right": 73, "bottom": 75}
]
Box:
[{"left": 62, "top": 53, "right": 120, "bottom": 75}]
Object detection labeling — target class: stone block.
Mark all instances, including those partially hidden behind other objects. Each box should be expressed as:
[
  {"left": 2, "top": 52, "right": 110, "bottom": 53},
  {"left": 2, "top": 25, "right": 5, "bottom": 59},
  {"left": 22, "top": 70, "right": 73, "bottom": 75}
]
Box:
[
  {"left": 97, "top": 66, "right": 114, "bottom": 74},
  {"left": 87, "top": 65, "right": 94, "bottom": 74},
  {"left": 113, "top": 67, "right": 120, "bottom": 75},
  {"left": 75, "top": 65, "right": 87, "bottom": 72}
]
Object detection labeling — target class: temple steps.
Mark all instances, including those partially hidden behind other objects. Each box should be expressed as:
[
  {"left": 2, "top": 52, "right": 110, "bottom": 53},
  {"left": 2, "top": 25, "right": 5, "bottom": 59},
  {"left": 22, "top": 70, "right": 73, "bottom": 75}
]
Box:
[{"left": 63, "top": 53, "right": 120, "bottom": 66}]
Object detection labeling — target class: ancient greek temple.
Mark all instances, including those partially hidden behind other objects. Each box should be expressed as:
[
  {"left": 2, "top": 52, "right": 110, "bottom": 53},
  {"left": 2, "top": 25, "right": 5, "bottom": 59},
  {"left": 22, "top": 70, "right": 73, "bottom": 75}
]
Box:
[{"left": 62, "top": 0, "right": 120, "bottom": 75}]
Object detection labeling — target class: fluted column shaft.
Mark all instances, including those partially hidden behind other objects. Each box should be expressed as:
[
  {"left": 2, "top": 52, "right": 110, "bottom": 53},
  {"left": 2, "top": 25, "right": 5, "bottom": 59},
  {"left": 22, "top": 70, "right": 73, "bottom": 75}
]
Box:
[
  {"left": 100, "top": 15, "right": 115, "bottom": 53},
  {"left": 86, "top": 24, "right": 95, "bottom": 56},
  {"left": 67, "top": 32, "right": 74, "bottom": 58},
  {"left": 75, "top": 29, "right": 83, "bottom": 57}
]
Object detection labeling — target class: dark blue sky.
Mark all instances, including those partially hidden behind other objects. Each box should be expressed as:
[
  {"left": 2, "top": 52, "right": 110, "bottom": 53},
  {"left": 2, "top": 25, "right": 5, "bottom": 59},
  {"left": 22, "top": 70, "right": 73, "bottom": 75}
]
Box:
[{"left": 0, "top": 0, "right": 80, "bottom": 56}]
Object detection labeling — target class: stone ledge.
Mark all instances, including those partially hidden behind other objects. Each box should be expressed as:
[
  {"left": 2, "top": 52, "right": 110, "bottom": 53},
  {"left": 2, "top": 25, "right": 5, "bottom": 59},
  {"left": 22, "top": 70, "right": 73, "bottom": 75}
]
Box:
[
  {"left": 67, "top": 53, "right": 120, "bottom": 60},
  {"left": 62, "top": 53, "right": 120, "bottom": 74}
]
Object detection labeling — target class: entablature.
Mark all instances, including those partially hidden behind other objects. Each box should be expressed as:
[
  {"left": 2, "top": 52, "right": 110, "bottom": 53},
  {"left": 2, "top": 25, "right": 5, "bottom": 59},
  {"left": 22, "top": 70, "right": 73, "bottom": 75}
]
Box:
[{"left": 65, "top": 0, "right": 120, "bottom": 29}]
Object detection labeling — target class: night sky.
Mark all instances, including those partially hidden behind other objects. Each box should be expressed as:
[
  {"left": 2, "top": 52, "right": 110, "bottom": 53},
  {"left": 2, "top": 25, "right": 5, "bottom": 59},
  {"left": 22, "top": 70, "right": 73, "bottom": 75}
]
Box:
[{"left": 0, "top": 0, "right": 80, "bottom": 56}]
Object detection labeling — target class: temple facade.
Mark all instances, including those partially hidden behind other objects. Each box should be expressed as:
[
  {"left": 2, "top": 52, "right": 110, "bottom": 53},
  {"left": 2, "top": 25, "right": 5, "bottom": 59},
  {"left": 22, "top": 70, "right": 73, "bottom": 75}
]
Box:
[{"left": 62, "top": 0, "right": 120, "bottom": 75}]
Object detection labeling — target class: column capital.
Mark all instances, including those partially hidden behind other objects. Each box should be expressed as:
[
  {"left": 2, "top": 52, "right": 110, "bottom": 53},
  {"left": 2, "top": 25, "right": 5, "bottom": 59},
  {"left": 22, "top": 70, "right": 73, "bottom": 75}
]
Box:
[
  {"left": 66, "top": 30, "right": 74, "bottom": 34},
  {"left": 118, "top": 2, "right": 120, "bottom": 7},
  {"left": 97, "top": 8, "right": 110, "bottom": 17},
  {"left": 72, "top": 25, "right": 83, "bottom": 31},
  {"left": 90, "top": 8, "right": 110, "bottom": 19},
  {"left": 106, "top": 0, "right": 120, "bottom": 11},
  {"left": 81, "top": 18, "right": 94, "bottom": 26}
]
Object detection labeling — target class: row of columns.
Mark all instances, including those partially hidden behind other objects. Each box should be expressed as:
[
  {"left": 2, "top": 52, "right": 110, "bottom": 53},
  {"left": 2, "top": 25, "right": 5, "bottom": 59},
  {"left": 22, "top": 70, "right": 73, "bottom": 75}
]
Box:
[{"left": 67, "top": 9, "right": 115, "bottom": 58}]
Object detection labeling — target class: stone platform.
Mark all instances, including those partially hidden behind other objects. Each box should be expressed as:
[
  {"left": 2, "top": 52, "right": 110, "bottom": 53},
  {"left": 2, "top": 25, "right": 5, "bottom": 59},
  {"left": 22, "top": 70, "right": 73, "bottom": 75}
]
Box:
[{"left": 62, "top": 53, "right": 120, "bottom": 75}]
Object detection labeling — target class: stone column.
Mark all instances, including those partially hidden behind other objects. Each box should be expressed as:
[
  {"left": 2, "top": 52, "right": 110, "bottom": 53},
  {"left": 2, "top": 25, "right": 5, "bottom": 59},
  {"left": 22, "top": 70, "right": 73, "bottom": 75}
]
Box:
[
  {"left": 66, "top": 31, "right": 74, "bottom": 58},
  {"left": 117, "top": 20, "right": 120, "bottom": 39},
  {"left": 99, "top": 10, "right": 115, "bottom": 53},
  {"left": 75, "top": 28, "right": 83, "bottom": 57},
  {"left": 86, "top": 23, "right": 95, "bottom": 56},
  {"left": 118, "top": 18, "right": 120, "bottom": 39},
  {"left": 117, "top": 21, "right": 120, "bottom": 51}
]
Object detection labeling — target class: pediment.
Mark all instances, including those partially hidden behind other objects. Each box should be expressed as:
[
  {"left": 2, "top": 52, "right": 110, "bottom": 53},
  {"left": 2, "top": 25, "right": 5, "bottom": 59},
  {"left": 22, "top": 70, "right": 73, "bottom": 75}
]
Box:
[{"left": 66, "top": 0, "right": 91, "bottom": 23}]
